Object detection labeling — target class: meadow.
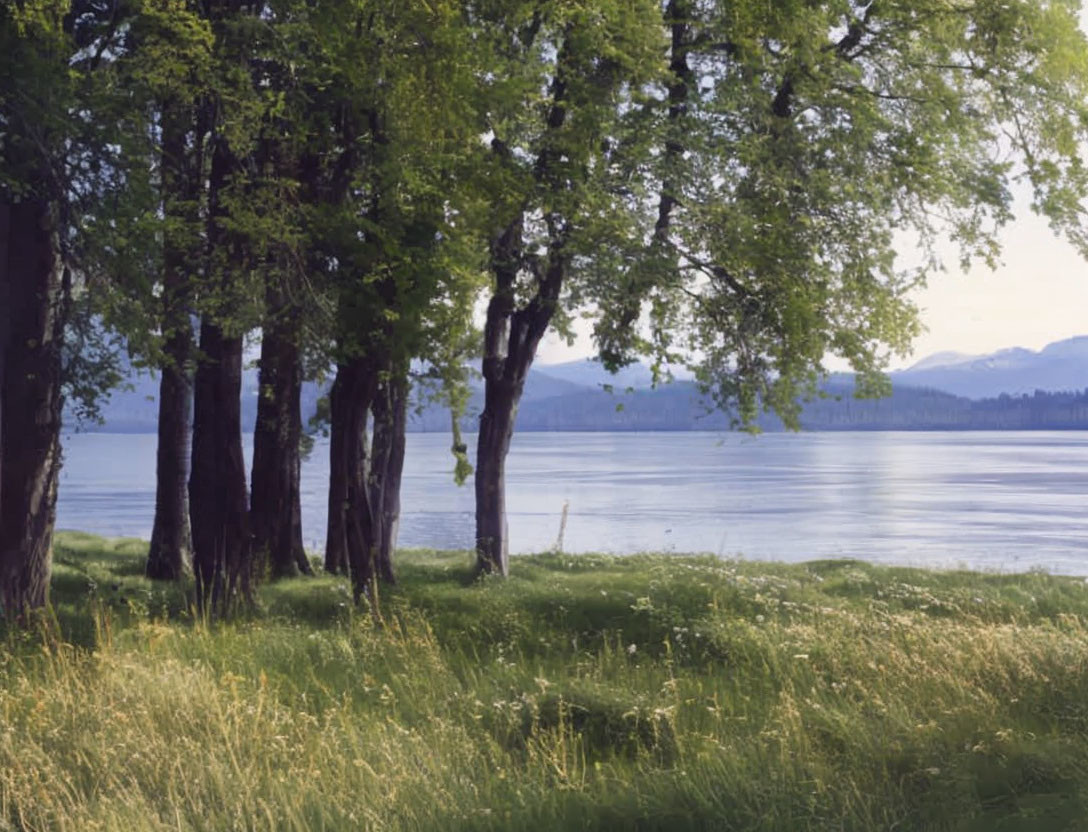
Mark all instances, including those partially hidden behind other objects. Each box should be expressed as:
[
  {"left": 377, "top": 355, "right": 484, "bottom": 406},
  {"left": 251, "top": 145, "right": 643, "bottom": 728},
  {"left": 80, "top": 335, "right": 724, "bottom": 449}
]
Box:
[{"left": 3, "top": 532, "right": 1088, "bottom": 830}]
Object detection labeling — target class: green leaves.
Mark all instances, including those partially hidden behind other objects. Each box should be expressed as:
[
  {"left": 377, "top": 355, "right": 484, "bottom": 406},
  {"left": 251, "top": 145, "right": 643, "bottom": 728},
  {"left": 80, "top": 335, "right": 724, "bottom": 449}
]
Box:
[
  {"left": 8, "top": 0, "right": 1088, "bottom": 435},
  {"left": 587, "top": 0, "right": 1088, "bottom": 429}
]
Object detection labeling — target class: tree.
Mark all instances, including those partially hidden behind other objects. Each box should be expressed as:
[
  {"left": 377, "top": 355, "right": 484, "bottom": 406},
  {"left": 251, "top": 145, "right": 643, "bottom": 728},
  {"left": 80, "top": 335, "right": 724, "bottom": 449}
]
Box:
[
  {"left": 185, "top": 0, "right": 270, "bottom": 611},
  {"left": 245, "top": 9, "right": 319, "bottom": 581},
  {"left": 471, "top": 0, "right": 663, "bottom": 575},
  {"left": 303, "top": 0, "right": 483, "bottom": 601},
  {"left": 596, "top": 0, "right": 1088, "bottom": 433},
  {"left": 0, "top": 1, "right": 78, "bottom": 617},
  {"left": 0, "top": 0, "right": 164, "bottom": 615},
  {"left": 121, "top": 2, "right": 215, "bottom": 582}
]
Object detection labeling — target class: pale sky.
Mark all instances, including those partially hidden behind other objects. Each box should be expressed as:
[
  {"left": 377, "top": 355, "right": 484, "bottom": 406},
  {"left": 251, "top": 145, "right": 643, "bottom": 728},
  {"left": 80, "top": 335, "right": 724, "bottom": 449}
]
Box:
[{"left": 900, "top": 204, "right": 1088, "bottom": 368}]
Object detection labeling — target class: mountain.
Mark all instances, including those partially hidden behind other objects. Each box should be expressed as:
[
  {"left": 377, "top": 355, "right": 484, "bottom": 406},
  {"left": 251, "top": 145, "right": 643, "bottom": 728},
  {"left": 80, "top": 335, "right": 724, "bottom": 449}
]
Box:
[
  {"left": 78, "top": 358, "right": 680, "bottom": 433},
  {"left": 904, "top": 351, "right": 980, "bottom": 371},
  {"left": 72, "top": 336, "right": 1088, "bottom": 433},
  {"left": 518, "top": 369, "right": 590, "bottom": 402},
  {"left": 893, "top": 336, "right": 1088, "bottom": 399},
  {"left": 532, "top": 358, "right": 654, "bottom": 390},
  {"left": 67, "top": 364, "right": 324, "bottom": 435}
]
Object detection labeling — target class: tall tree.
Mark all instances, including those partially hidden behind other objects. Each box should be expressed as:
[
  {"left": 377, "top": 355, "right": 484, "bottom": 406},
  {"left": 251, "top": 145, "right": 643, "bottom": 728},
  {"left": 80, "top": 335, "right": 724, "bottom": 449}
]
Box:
[
  {"left": 251, "top": 274, "right": 311, "bottom": 578},
  {"left": 472, "top": 1, "right": 663, "bottom": 575},
  {"left": 186, "top": 0, "right": 267, "bottom": 611},
  {"left": 129, "top": 6, "right": 215, "bottom": 581},
  {"left": 246, "top": 13, "right": 318, "bottom": 581},
  {"left": 311, "top": 0, "right": 484, "bottom": 599},
  {"left": 0, "top": 3, "right": 75, "bottom": 617},
  {"left": 0, "top": 0, "right": 147, "bottom": 615},
  {"left": 596, "top": 0, "right": 1088, "bottom": 432}
]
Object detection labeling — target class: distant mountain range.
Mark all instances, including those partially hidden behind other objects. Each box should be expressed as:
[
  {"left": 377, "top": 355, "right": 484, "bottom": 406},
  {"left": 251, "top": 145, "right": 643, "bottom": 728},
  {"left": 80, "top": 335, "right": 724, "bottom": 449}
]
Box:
[
  {"left": 889, "top": 336, "right": 1088, "bottom": 399},
  {"left": 71, "top": 336, "right": 1088, "bottom": 433}
]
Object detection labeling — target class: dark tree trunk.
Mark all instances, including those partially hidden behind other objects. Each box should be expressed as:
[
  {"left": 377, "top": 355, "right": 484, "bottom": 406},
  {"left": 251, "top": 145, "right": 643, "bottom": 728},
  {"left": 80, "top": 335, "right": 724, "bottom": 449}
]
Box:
[
  {"left": 189, "top": 320, "right": 250, "bottom": 611},
  {"left": 326, "top": 357, "right": 380, "bottom": 600},
  {"left": 188, "top": 127, "right": 253, "bottom": 613},
  {"left": 657, "top": 0, "right": 693, "bottom": 243},
  {"left": 474, "top": 220, "right": 565, "bottom": 576},
  {"left": 369, "top": 370, "right": 407, "bottom": 584},
  {"left": 147, "top": 102, "right": 194, "bottom": 581},
  {"left": 0, "top": 206, "right": 7, "bottom": 509},
  {"left": 343, "top": 358, "right": 379, "bottom": 603},
  {"left": 147, "top": 328, "right": 193, "bottom": 580},
  {"left": 0, "top": 200, "right": 68, "bottom": 618},
  {"left": 475, "top": 46, "right": 573, "bottom": 576},
  {"left": 251, "top": 285, "right": 310, "bottom": 578},
  {"left": 475, "top": 376, "right": 517, "bottom": 576},
  {"left": 324, "top": 368, "right": 351, "bottom": 575}
]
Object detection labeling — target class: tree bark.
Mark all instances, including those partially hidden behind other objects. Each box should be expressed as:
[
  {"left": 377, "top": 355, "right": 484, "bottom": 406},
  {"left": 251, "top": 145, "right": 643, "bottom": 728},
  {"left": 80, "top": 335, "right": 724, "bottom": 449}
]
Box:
[
  {"left": 369, "top": 370, "right": 407, "bottom": 584},
  {"left": 189, "top": 319, "right": 250, "bottom": 612},
  {"left": 474, "top": 376, "right": 517, "bottom": 576},
  {"left": 474, "top": 42, "right": 573, "bottom": 576},
  {"left": 326, "top": 357, "right": 380, "bottom": 600},
  {"left": 147, "top": 326, "right": 193, "bottom": 581},
  {"left": 324, "top": 367, "right": 351, "bottom": 575},
  {"left": 0, "top": 206, "right": 8, "bottom": 512},
  {"left": 147, "top": 101, "right": 194, "bottom": 581},
  {"left": 251, "top": 285, "right": 310, "bottom": 578},
  {"left": 344, "top": 358, "right": 379, "bottom": 603},
  {"left": 474, "top": 220, "right": 565, "bottom": 576},
  {"left": 188, "top": 132, "right": 251, "bottom": 613},
  {"left": 0, "top": 199, "right": 68, "bottom": 618}
]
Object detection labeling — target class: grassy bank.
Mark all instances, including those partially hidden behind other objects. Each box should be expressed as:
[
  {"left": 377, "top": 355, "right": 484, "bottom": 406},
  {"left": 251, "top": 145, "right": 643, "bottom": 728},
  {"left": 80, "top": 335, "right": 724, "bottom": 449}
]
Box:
[{"left": 3, "top": 534, "right": 1088, "bottom": 830}]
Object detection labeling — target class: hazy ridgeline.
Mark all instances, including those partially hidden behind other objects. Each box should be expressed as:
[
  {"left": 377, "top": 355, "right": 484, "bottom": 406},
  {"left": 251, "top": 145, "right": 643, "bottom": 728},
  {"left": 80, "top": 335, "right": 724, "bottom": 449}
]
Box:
[
  {"left": 3, "top": 533, "right": 1088, "bottom": 831},
  {"left": 78, "top": 365, "right": 1088, "bottom": 434}
]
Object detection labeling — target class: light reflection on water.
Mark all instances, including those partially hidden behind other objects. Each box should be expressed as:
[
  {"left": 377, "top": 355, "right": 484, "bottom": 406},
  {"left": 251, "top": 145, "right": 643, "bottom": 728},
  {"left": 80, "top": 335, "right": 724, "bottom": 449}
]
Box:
[{"left": 56, "top": 431, "right": 1088, "bottom": 575}]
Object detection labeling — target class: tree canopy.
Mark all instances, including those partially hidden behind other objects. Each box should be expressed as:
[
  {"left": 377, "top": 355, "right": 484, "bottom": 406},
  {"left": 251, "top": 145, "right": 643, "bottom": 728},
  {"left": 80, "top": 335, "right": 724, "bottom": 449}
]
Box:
[{"left": 2, "top": 0, "right": 1088, "bottom": 612}]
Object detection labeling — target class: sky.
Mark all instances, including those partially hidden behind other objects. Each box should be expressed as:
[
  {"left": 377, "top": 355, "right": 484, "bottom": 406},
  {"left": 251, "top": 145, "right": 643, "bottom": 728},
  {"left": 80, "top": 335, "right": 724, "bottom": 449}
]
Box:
[{"left": 902, "top": 202, "right": 1088, "bottom": 368}]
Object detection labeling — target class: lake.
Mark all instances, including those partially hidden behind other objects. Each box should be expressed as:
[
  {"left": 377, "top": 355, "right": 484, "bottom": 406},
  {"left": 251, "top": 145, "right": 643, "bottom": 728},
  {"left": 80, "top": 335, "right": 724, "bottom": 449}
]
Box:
[{"left": 55, "top": 431, "right": 1088, "bottom": 575}]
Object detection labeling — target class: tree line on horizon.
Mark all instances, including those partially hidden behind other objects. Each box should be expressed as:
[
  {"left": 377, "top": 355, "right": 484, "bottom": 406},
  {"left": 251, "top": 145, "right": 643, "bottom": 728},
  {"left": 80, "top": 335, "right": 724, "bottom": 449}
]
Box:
[{"left": 3, "top": 0, "right": 1088, "bottom": 620}]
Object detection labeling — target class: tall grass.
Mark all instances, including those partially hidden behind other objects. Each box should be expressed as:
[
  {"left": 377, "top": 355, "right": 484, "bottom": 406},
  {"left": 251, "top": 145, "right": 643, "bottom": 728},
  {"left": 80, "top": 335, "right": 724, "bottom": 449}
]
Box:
[{"left": 2, "top": 533, "right": 1088, "bottom": 830}]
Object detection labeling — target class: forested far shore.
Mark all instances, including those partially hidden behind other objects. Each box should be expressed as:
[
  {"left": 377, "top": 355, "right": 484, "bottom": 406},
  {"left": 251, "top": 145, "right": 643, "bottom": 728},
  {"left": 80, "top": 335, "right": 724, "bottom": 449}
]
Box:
[{"left": 76, "top": 377, "right": 1088, "bottom": 434}]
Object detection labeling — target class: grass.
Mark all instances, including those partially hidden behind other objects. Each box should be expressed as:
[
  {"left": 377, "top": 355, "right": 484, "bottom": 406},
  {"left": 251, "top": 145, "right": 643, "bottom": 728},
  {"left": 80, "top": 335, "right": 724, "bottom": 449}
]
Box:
[{"left": 3, "top": 534, "right": 1088, "bottom": 830}]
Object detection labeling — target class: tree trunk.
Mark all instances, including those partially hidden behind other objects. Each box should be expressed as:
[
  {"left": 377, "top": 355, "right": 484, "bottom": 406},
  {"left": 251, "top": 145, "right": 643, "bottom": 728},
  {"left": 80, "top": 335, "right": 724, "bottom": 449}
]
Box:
[
  {"left": 474, "top": 220, "right": 564, "bottom": 576},
  {"left": 0, "top": 206, "right": 8, "bottom": 516},
  {"left": 189, "top": 319, "right": 251, "bottom": 612},
  {"left": 147, "top": 328, "right": 193, "bottom": 580},
  {"left": 0, "top": 200, "right": 68, "bottom": 618},
  {"left": 147, "top": 102, "right": 193, "bottom": 581},
  {"left": 188, "top": 126, "right": 253, "bottom": 613},
  {"left": 326, "top": 357, "right": 380, "bottom": 600},
  {"left": 251, "top": 286, "right": 310, "bottom": 578},
  {"left": 473, "top": 299, "right": 560, "bottom": 576},
  {"left": 474, "top": 377, "right": 517, "bottom": 576},
  {"left": 343, "top": 358, "right": 379, "bottom": 602},
  {"left": 324, "top": 367, "right": 351, "bottom": 575},
  {"left": 474, "top": 51, "right": 572, "bottom": 576},
  {"left": 370, "top": 370, "right": 407, "bottom": 584}
]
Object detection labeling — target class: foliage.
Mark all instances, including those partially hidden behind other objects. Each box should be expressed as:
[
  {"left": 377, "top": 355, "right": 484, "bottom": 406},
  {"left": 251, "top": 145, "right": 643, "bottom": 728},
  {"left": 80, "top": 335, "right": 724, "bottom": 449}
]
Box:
[
  {"left": 594, "top": 0, "right": 1088, "bottom": 430},
  {"left": 0, "top": 0, "right": 158, "bottom": 417}
]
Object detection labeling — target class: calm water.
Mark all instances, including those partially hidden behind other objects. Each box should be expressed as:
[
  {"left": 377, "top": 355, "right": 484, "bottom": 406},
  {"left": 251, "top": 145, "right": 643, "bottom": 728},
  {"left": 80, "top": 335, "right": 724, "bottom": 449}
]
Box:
[{"left": 55, "top": 431, "right": 1088, "bottom": 574}]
